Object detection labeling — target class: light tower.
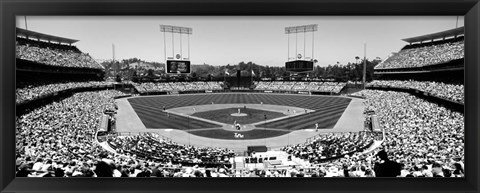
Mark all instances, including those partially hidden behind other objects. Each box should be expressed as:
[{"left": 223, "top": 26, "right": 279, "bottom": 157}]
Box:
[
  {"left": 160, "top": 25, "right": 193, "bottom": 74},
  {"left": 285, "top": 24, "right": 318, "bottom": 79}
]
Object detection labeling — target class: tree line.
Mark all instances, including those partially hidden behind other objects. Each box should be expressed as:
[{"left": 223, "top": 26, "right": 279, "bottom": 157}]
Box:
[{"left": 101, "top": 58, "right": 381, "bottom": 82}]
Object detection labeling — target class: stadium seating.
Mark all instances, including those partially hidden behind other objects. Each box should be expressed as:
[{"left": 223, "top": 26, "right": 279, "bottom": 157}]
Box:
[
  {"left": 367, "top": 80, "right": 464, "bottom": 103},
  {"left": 375, "top": 37, "right": 464, "bottom": 69},
  {"left": 107, "top": 134, "right": 234, "bottom": 166},
  {"left": 253, "top": 81, "right": 346, "bottom": 93},
  {"left": 347, "top": 89, "right": 464, "bottom": 177},
  {"left": 282, "top": 132, "right": 374, "bottom": 163},
  {"left": 16, "top": 81, "right": 115, "bottom": 104},
  {"left": 133, "top": 81, "right": 224, "bottom": 94},
  {"left": 16, "top": 37, "right": 103, "bottom": 69}
]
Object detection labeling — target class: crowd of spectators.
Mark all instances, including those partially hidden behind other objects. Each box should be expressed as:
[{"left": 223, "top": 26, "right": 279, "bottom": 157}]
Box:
[
  {"left": 320, "top": 82, "right": 347, "bottom": 93},
  {"left": 107, "top": 133, "right": 235, "bottom": 166},
  {"left": 16, "top": 81, "right": 115, "bottom": 104},
  {"left": 133, "top": 82, "right": 172, "bottom": 93},
  {"left": 304, "top": 82, "right": 324, "bottom": 91},
  {"left": 16, "top": 149, "right": 237, "bottom": 178},
  {"left": 367, "top": 80, "right": 464, "bottom": 103},
  {"left": 133, "top": 81, "right": 346, "bottom": 94},
  {"left": 345, "top": 90, "right": 464, "bottom": 177},
  {"left": 282, "top": 132, "right": 374, "bottom": 164},
  {"left": 15, "top": 88, "right": 238, "bottom": 178},
  {"left": 254, "top": 81, "right": 346, "bottom": 93},
  {"left": 16, "top": 37, "right": 103, "bottom": 69},
  {"left": 133, "top": 82, "right": 224, "bottom": 93},
  {"left": 15, "top": 84, "right": 464, "bottom": 177},
  {"left": 375, "top": 38, "right": 464, "bottom": 69},
  {"left": 278, "top": 89, "right": 464, "bottom": 177},
  {"left": 291, "top": 82, "right": 309, "bottom": 91},
  {"left": 15, "top": 90, "right": 125, "bottom": 177},
  {"left": 206, "top": 81, "right": 224, "bottom": 90},
  {"left": 254, "top": 82, "right": 272, "bottom": 90}
]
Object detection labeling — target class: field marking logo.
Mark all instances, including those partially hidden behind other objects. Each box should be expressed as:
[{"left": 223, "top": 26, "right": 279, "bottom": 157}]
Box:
[{"left": 234, "top": 133, "right": 244, "bottom": 139}]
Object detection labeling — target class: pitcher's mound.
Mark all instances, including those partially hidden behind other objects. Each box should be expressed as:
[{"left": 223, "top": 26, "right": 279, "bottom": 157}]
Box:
[{"left": 230, "top": 113, "right": 248, "bottom": 117}]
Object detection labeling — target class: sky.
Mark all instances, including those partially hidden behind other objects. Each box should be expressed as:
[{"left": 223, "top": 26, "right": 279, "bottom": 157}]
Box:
[{"left": 16, "top": 16, "right": 463, "bottom": 67}]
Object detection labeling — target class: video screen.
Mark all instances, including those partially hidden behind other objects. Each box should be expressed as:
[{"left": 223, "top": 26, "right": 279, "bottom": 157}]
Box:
[
  {"left": 166, "top": 60, "right": 191, "bottom": 74},
  {"left": 285, "top": 60, "right": 314, "bottom": 72}
]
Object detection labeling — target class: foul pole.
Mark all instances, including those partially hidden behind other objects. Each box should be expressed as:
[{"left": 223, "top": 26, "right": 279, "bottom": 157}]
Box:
[{"left": 363, "top": 43, "right": 367, "bottom": 89}]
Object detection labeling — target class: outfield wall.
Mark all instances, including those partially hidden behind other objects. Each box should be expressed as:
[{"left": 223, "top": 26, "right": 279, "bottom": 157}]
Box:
[{"left": 137, "top": 89, "right": 340, "bottom": 96}]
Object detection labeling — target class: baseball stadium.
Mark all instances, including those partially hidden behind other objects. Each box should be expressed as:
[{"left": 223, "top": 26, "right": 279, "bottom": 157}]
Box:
[{"left": 15, "top": 17, "right": 464, "bottom": 178}]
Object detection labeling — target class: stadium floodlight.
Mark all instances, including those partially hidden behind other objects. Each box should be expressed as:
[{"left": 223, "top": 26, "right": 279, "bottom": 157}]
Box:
[
  {"left": 285, "top": 24, "right": 317, "bottom": 73},
  {"left": 160, "top": 25, "right": 193, "bottom": 74},
  {"left": 284, "top": 24, "right": 318, "bottom": 34},
  {"left": 160, "top": 25, "right": 192, "bottom": 34}
]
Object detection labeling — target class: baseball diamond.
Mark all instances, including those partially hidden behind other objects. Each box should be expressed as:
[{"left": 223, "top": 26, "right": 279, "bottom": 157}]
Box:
[{"left": 115, "top": 93, "right": 364, "bottom": 150}]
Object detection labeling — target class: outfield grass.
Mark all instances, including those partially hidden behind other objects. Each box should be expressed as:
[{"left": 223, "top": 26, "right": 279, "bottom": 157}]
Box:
[{"left": 191, "top": 108, "right": 285, "bottom": 125}]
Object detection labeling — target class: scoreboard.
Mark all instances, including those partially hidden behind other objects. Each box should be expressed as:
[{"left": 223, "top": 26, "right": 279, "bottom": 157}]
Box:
[
  {"left": 285, "top": 60, "right": 314, "bottom": 72},
  {"left": 166, "top": 60, "right": 191, "bottom": 74}
]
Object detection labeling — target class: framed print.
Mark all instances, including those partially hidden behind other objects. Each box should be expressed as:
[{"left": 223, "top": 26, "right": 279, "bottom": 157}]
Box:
[{"left": 1, "top": 0, "right": 479, "bottom": 193}]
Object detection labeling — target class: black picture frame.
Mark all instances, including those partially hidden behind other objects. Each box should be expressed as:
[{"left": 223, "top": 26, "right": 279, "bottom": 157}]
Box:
[{"left": 1, "top": 0, "right": 479, "bottom": 193}]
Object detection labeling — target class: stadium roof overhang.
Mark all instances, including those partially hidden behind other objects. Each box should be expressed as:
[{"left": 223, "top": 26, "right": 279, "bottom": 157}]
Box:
[
  {"left": 401, "top": 26, "right": 464, "bottom": 44},
  {"left": 16, "top": 27, "right": 79, "bottom": 45}
]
